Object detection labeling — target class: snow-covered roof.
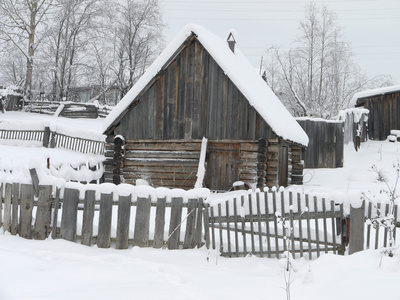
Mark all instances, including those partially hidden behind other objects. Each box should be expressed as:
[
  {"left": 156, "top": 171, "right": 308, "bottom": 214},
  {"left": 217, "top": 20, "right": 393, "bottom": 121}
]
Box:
[
  {"left": 350, "top": 85, "right": 400, "bottom": 106},
  {"left": 103, "top": 24, "right": 308, "bottom": 147}
]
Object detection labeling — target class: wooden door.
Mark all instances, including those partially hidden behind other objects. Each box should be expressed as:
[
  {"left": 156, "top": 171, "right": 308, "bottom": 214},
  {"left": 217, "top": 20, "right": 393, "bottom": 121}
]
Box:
[{"left": 205, "top": 142, "right": 240, "bottom": 191}]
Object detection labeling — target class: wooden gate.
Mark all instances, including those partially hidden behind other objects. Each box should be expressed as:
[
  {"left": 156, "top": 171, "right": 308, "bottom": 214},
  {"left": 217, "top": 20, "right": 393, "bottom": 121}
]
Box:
[{"left": 207, "top": 190, "right": 345, "bottom": 259}]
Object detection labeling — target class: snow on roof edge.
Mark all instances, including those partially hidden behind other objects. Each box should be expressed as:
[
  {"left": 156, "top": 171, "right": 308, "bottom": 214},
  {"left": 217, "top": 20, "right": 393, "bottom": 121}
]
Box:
[
  {"left": 103, "top": 24, "right": 308, "bottom": 147},
  {"left": 350, "top": 85, "right": 400, "bottom": 107}
]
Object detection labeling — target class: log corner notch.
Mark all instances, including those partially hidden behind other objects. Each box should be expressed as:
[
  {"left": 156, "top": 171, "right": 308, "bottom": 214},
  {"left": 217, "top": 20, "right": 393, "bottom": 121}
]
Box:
[{"left": 113, "top": 135, "right": 125, "bottom": 185}]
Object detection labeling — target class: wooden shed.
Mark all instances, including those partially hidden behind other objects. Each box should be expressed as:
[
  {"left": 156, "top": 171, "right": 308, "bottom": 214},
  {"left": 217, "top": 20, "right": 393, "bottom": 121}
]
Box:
[
  {"left": 102, "top": 24, "right": 309, "bottom": 191},
  {"left": 352, "top": 85, "right": 400, "bottom": 140}
]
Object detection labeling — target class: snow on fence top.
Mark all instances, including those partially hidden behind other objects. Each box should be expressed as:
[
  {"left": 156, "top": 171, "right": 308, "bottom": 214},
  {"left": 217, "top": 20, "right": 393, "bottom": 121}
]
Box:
[
  {"left": 103, "top": 24, "right": 309, "bottom": 147},
  {"left": 350, "top": 85, "right": 400, "bottom": 106}
]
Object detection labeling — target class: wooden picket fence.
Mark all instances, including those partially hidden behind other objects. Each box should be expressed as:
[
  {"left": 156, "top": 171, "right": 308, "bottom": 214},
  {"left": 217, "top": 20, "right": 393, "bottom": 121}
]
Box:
[
  {"left": 0, "top": 182, "right": 206, "bottom": 249},
  {"left": 208, "top": 190, "right": 400, "bottom": 258},
  {"left": 0, "top": 129, "right": 45, "bottom": 143},
  {"left": 0, "top": 182, "right": 398, "bottom": 258},
  {"left": 0, "top": 127, "right": 105, "bottom": 155},
  {"left": 208, "top": 190, "right": 345, "bottom": 259}
]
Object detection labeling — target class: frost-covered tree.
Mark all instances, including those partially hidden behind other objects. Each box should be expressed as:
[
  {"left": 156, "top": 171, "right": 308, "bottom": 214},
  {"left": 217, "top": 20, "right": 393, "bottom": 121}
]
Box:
[
  {"left": 263, "top": 2, "right": 392, "bottom": 118},
  {"left": 0, "top": 0, "right": 54, "bottom": 100}
]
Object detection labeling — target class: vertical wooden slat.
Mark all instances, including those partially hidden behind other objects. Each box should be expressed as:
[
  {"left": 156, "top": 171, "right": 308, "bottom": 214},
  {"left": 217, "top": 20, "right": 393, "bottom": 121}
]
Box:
[
  {"left": 375, "top": 203, "right": 381, "bottom": 249},
  {"left": 51, "top": 188, "right": 61, "bottom": 239},
  {"left": 264, "top": 191, "right": 272, "bottom": 258},
  {"left": 217, "top": 203, "right": 223, "bottom": 254},
  {"left": 383, "top": 203, "right": 389, "bottom": 248},
  {"left": 3, "top": 183, "right": 12, "bottom": 232},
  {"left": 81, "top": 190, "right": 96, "bottom": 246},
  {"left": 60, "top": 188, "right": 79, "bottom": 242},
  {"left": 240, "top": 195, "right": 247, "bottom": 254},
  {"left": 330, "top": 201, "right": 337, "bottom": 254},
  {"left": 225, "top": 200, "right": 232, "bottom": 257},
  {"left": 340, "top": 203, "right": 346, "bottom": 255},
  {"left": 256, "top": 193, "right": 264, "bottom": 257},
  {"left": 34, "top": 185, "right": 52, "bottom": 240},
  {"left": 97, "top": 192, "right": 113, "bottom": 248},
  {"left": 203, "top": 203, "right": 210, "bottom": 249},
  {"left": 210, "top": 206, "right": 216, "bottom": 250},
  {"left": 272, "top": 191, "right": 280, "bottom": 258},
  {"left": 153, "top": 197, "right": 166, "bottom": 248},
  {"left": 297, "top": 193, "right": 304, "bottom": 257},
  {"left": 11, "top": 183, "right": 19, "bottom": 235},
  {"left": 133, "top": 196, "right": 151, "bottom": 248},
  {"left": 313, "top": 196, "right": 320, "bottom": 257},
  {"left": 289, "top": 192, "right": 295, "bottom": 258},
  {"left": 248, "top": 194, "right": 255, "bottom": 254},
  {"left": 280, "top": 191, "right": 287, "bottom": 252},
  {"left": 19, "top": 184, "right": 34, "bottom": 239},
  {"left": 194, "top": 198, "right": 204, "bottom": 248},
  {"left": 116, "top": 195, "right": 132, "bottom": 249},
  {"left": 322, "top": 199, "right": 329, "bottom": 253},
  {"left": 305, "top": 195, "right": 312, "bottom": 259},
  {"left": 233, "top": 197, "right": 240, "bottom": 257},
  {"left": 183, "top": 198, "right": 197, "bottom": 249},
  {"left": 168, "top": 197, "right": 183, "bottom": 249},
  {"left": 366, "top": 201, "right": 372, "bottom": 249}
]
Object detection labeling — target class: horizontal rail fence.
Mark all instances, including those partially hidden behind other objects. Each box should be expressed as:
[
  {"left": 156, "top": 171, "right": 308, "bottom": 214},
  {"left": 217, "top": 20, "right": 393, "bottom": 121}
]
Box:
[
  {"left": 0, "top": 182, "right": 207, "bottom": 250},
  {"left": 0, "top": 129, "right": 44, "bottom": 142},
  {"left": 297, "top": 119, "right": 344, "bottom": 168},
  {"left": 208, "top": 190, "right": 345, "bottom": 259},
  {"left": 0, "top": 127, "right": 105, "bottom": 155}
]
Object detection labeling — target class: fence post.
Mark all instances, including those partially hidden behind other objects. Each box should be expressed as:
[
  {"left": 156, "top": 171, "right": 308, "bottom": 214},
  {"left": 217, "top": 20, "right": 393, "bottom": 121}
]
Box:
[
  {"left": 43, "top": 127, "right": 51, "bottom": 148},
  {"left": 349, "top": 201, "right": 365, "bottom": 255}
]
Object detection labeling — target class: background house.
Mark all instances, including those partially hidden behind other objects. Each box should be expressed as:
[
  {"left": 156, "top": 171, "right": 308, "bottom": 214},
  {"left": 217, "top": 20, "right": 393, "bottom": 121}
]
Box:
[
  {"left": 102, "top": 24, "right": 308, "bottom": 191},
  {"left": 352, "top": 85, "right": 400, "bottom": 140}
]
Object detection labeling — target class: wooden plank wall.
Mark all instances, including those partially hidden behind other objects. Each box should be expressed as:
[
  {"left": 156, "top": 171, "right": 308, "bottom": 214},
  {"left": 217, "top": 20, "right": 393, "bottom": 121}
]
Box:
[
  {"left": 114, "top": 39, "right": 275, "bottom": 142},
  {"left": 297, "top": 119, "right": 344, "bottom": 168},
  {"left": 357, "top": 93, "right": 400, "bottom": 141}
]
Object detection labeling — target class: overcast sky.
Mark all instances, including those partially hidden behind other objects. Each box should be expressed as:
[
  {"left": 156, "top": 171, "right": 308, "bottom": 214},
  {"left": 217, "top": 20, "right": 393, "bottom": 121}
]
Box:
[{"left": 161, "top": 0, "right": 400, "bottom": 85}]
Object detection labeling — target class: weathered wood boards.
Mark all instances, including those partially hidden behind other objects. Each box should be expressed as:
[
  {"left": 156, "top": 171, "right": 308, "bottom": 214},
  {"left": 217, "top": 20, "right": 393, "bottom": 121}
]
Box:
[
  {"left": 208, "top": 190, "right": 344, "bottom": 259},
  {"left": 356, "top": 91, "right": 400, "bottom": 140},
  {"left": 297, "top": 119, "right": 344, "bottom": 168}
]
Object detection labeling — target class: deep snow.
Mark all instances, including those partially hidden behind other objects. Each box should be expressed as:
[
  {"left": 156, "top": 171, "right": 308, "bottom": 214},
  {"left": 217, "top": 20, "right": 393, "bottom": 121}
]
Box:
[{"left": 1, "top": 112, "right": 400, "bottom": 299}]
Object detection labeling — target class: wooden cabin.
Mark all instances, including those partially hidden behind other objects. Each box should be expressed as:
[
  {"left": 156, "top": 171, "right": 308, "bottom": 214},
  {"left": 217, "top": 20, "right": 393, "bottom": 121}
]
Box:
[
  {"left": 102, "top": 25, "right": 309, "bottom": 191},
  {"left": 352, "top": 86, "right": 400, "bottom": 140}
]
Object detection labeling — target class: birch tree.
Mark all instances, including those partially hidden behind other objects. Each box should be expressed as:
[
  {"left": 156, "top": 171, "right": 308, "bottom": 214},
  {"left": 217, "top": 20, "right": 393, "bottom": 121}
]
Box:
[
  {"left": 263, "top": 2, "right": 392, "bottom": 118},
  {"left": 0, "top": 0, "right": 54, "bottom": 100}
]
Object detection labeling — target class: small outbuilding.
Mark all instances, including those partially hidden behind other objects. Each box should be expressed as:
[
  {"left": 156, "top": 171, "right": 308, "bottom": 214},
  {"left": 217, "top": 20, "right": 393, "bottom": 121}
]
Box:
[
  {"left": 102, "top": 24, "right": 309, "bottom": 191},
  {"left": 352, "top": 85, "right": 400, "bottom": 140}
]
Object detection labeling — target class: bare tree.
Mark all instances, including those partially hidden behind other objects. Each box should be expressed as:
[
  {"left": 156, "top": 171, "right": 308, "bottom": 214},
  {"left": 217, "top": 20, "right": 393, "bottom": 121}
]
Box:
[
  {"left": 263, "top": 2, "right": 392, "bottom": 118},
  {"left": 44, "top": 0, "right": 100, "bottom": 101},
  {"left": 111, "top": 0, "right": 164, "bottom": 97},
  {"left": 0, "top": 0, "right": 54, "bottom": 100}
]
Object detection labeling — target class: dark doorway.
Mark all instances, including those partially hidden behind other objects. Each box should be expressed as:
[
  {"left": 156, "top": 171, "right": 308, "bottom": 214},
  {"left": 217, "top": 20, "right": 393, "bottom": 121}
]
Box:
[{"left": 278, "top": 145, "right": 288, "bottom": 187}]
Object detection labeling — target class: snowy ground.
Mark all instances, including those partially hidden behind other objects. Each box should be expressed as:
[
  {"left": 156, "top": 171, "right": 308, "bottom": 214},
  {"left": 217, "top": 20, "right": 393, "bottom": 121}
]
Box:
[{"left": 1, "top": 112, "right": 400, "bottom": 299}]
